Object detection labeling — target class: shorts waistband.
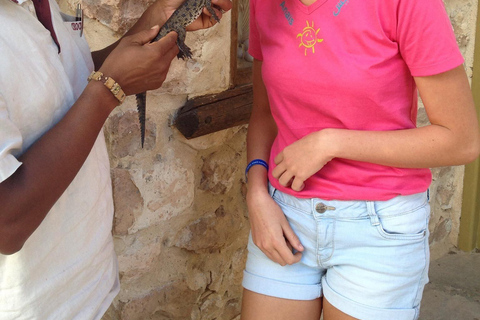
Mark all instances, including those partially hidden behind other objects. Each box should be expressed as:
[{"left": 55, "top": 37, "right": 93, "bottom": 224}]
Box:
[{"left": 268, "top": 183, "right": 428, "bottom": 220}]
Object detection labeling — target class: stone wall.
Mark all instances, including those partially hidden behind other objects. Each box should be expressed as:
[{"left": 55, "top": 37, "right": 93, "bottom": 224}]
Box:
[
  {"left": 58, "top": 0, "right": 478, "bottom": 318},
  {"left": 59, "top": 1, "right": 249, "bottom": 319}
]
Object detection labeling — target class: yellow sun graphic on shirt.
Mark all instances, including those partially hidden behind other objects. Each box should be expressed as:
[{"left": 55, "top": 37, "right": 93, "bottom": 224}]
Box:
[{"left": 297, "top": 21, "right": 324, "bottom": 56}]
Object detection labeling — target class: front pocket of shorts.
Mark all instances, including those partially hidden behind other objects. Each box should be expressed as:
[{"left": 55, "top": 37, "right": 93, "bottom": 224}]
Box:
[
  {"left": 272, "top": 194, "right": 311, "bottom": 218},
  {"left": 375, "top": 203, "right": 430, "bottom": 240}
]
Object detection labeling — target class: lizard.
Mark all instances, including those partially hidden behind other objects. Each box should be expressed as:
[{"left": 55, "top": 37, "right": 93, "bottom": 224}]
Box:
[{"left": 135, "top": 0, "right": 221, "bottom": 148}]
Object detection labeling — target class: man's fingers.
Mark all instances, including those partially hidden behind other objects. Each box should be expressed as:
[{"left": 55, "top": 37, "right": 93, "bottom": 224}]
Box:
[
  {"left": 202, "top": 6, "right": 221, "bottom": 19},
  {"left": 150, "top": 32, "right": 179, "bottom": 60},
  {"left": 151, "top": 31, "right": 178, "bottom": 49},
  {"left": 133, "top": 25, "right": 161, "bottom": 45},
  {"left": 212, "top": 0, "right": 233, "bottom": 12}
]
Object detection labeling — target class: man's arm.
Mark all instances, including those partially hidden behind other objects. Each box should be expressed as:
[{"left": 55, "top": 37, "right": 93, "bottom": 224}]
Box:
[
  {"left": 0, "top": 0, "right": 232, "bottom": 255},
  {"left": 0, "top": 27, "right": 178, "bottom": 255}
]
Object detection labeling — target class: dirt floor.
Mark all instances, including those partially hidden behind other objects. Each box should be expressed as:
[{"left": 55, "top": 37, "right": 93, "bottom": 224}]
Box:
[{"left": 419, "top": 250, "right": 480, "bottom": 320}]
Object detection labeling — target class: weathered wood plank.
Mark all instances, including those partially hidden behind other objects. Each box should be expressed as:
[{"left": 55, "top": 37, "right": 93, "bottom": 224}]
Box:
[
  {"left": 173, "top": 0, "right": 254, "bottom": 140},
  {"left": 230, "top": 0, "right": 239, "bottom": 88},
  {"left": 235, "top": 67, "right": 252, "bottom": 87},
  {"left": 230, "top": 0, "right": 252, "bottom": 87},
  {"left": 173, "top": 84, "right": 253, "bottom": 139}
]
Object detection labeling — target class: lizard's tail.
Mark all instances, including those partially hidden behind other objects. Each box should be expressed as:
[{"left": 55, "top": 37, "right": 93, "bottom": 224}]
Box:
[{"left": 136, "top": 92, "right": 147, "bottom": 148}]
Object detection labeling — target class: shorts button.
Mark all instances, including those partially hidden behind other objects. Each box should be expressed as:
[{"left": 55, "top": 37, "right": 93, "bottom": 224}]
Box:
[
  {"left": 316, "top": 203, "right": 327, "bottom": 213},
  {"left": 315, "top": 202, "right": 336, "bottom": 214}
]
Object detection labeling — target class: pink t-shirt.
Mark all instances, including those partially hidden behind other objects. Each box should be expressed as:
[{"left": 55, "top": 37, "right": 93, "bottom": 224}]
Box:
[{"left": 249, "top": 0, "right": 464, "bottom": 200}]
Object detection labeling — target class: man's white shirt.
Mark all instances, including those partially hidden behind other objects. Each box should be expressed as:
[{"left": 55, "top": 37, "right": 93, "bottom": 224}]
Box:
[{"left": 0, "top": 1, "right": 119, "bottom": 319}]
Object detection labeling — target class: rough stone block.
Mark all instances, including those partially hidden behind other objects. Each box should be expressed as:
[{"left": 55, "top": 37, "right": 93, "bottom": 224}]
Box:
[
  {"left": 121, "top": 281, "right": 201, "bottom": 320},
  {"left": 111, "top": 168, "right": 144, "bottom": 235},
  {"left": 105, "top": 111, "right": 157, "bottom": 157},
  {"left": 174, "top": 206, "right": 238, "bottom": 252}
]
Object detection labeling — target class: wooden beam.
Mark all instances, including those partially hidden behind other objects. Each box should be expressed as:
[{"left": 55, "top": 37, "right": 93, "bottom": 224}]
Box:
[
  {"left": 173, "top": 0, "right": 254, "bottom": 140},
  {"left": 236, "top": 66, "right": 253, "bottom": 87},
  {"left": 230, "top": 0, "right": 253, "bottom": 87},
  {"left": 173, "top": 84, "right": 253, "bottom": 139},
  {"left": 229, "top": 0, "right": 239, "bottom": 88},
  {"left": 458, "top": 2, "right": 480, "bottom": 251},
  {"left": 459, "top": 158, "right": 480, "bottom": 251}
]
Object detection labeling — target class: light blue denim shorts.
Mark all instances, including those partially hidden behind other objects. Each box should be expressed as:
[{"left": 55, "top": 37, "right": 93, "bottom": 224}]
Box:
[{"left": 243, "top": 184, "right": 430, "bottom": 320}]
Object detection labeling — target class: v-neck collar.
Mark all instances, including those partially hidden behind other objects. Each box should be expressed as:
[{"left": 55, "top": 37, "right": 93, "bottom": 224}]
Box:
[
  {"left": 9, "top": 0, "right": 61, "bottom": 53},
  {"left": 293, "top": 0, "right": 330, "bottom": 15},
  {"left": 10, "top": 0, "right": 29, "bottom": 4}
]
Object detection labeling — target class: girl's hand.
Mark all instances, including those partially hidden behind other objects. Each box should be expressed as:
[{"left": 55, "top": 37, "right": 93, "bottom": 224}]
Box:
[
  {"left": 247, "top": 189, "right": 304, "bottom": 266},
  {"left": 272, "top": 130, "right": 336, "bottom": 192}
]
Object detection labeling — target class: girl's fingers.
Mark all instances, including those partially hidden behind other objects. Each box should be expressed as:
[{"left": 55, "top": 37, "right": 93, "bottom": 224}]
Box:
[
  {"left": 269, "top": 250, "right": 287, "bottom": 266},
  {"left": 275, "top": 240, "right": 301, "bottom": 265},
  {"left": 278, "top": 171, "right": 294, "bottom": 187},
  {"left": 272, "top": 163, "right": 286, "bottom": 179},
  {"left": 291, "top": 178, "right": 305, "bottom": 192},
  {"left": 274, "top": 152, "right": 284, "bottom": 165},
  {"left": 283, "top": 223, "right": 304, "bottom": 253}
]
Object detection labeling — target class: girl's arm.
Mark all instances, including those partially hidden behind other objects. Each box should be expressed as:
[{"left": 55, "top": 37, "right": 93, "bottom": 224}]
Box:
[
  {"left": 273, "top": 65, "right": 480, "bottom": 191},
  {"left": 246, "top": 59, "right": 304, "bottom": 266}
]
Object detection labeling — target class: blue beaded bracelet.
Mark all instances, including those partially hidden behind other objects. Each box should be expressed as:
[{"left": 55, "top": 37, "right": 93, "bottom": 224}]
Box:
[{"left": 245, "top": 159, "right": 269, "bottom": 182}]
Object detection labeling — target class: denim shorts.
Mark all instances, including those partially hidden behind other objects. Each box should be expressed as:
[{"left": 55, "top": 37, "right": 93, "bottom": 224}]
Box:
[{"left": 243, "top": 184, "right": 430, "bottom": 320}]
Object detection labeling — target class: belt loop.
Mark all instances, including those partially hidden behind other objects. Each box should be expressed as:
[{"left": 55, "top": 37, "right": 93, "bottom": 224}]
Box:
[
  {"left": 366, "top": 201, "right": 380, "bottom": 226},
  {"left": 268, "top": 183, "right": 277, "bottom": 198}
]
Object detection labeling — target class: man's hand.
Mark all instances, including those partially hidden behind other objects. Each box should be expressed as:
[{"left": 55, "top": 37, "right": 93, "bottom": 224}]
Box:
[
  {"left": 99, "top": 26, "right": 179, "bottom": 97},
  {"left": 93, "top": 0, "right": 232, "bottom": 69}
]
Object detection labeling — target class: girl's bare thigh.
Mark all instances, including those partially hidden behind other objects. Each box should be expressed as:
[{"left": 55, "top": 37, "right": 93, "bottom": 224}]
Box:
[{"left": 240, "top": 289, "right": 358, "bottom": 320}]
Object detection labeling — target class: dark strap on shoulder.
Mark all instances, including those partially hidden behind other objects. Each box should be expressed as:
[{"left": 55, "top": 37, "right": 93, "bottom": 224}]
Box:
[{"left": 32, "top": 0, "right": 61, "bottom": 53}]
